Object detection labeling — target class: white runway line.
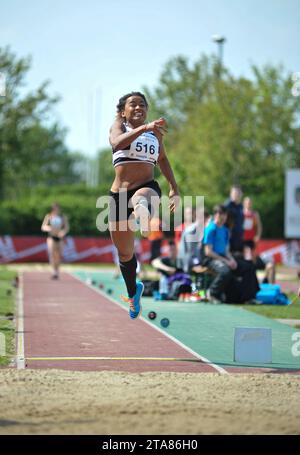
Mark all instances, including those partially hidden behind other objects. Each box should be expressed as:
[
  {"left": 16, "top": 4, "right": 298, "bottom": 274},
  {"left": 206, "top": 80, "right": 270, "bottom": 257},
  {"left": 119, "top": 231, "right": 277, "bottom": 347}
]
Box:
[
  {"left": 27, "top": 356, "right": 209, "bottom": 362},
  {"left": 16, "top": 272, "right": 25, "bottom": 369}
]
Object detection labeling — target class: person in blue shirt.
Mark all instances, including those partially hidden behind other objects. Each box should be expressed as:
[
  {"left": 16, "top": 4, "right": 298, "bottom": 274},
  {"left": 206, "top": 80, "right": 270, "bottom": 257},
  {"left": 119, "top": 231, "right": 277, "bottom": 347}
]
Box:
[
  {"left": 203, "top": 204, "right": 237, "bottom": 301},
  {"left": 203, "top": 204, "right": 259, "bottom": 303}
]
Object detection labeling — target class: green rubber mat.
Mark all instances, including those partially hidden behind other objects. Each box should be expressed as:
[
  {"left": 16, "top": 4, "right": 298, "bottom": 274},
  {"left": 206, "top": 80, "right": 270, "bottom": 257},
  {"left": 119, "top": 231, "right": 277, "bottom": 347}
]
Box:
[{"left": 74, "top": 271, "right": 300, "bottom": 371}]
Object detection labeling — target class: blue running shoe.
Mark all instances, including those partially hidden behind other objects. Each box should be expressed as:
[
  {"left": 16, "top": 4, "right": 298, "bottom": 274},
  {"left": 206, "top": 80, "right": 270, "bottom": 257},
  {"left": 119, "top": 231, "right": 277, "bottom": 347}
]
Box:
[{"left": 121, "top": 281, "right": 144, "bottom": 319}]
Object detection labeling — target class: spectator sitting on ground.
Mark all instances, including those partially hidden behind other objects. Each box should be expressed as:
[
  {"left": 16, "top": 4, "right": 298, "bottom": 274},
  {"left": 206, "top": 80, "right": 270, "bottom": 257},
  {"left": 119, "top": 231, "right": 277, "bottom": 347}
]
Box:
[
  {"left": 151, "top": 240, "right": 191, "bottom": 299},
  {"left": 177, "top": 208, "right": 211, "bottom": 274},
  {"left": 243, "top": 196, "right": 276, "bottom": 284},
  {"left": 151, "top": 240, "right": 178, "bottom": 297},
  {"left": 202, "top": 204, "right": 259, "bottom": 303},
  {"left": 224, "top": 184, "right": 244, "bottom": 257}
]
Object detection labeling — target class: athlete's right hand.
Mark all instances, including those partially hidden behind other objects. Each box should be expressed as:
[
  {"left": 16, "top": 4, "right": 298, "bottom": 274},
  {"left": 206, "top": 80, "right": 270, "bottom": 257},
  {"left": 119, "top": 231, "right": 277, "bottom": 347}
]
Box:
[{"left": 145, "top": 118, "right": 167, "bottom": 136}]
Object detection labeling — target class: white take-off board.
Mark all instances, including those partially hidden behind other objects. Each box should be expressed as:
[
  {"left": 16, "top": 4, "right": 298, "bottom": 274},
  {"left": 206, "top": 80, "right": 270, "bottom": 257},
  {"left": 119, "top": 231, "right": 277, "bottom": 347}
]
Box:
[{"left": 234, "top": 327, "right": 272, "bottom": 363}]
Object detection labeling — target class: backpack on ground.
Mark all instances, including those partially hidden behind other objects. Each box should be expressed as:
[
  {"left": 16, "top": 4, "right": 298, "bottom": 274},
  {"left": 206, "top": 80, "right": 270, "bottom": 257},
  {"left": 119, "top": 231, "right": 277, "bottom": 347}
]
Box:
[
  {"left": 167, "top": 272, "right": 192, "bottom": 300},
  {"left": 256, "top": 283, "right": 291, "bottom": 305}
]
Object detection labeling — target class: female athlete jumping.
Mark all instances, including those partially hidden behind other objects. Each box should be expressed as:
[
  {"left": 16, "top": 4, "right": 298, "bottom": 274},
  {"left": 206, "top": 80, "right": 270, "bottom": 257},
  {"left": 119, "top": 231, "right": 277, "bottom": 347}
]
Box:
[{"left": 109, "top": 91, "right": 179, "bottom": 319}]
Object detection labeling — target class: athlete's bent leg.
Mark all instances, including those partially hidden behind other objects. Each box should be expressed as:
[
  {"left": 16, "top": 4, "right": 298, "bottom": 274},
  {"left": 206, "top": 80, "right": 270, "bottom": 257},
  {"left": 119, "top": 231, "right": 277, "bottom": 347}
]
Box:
[{"left": 131, "top": 188, "right": 160, "bottom": 237}]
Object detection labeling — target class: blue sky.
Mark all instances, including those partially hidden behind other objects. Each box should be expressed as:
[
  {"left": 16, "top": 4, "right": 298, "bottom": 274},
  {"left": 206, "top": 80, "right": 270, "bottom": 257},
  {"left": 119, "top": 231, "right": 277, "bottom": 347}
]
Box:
[{"left": 1, "top": 0, "right": 300, "bottom": 155}]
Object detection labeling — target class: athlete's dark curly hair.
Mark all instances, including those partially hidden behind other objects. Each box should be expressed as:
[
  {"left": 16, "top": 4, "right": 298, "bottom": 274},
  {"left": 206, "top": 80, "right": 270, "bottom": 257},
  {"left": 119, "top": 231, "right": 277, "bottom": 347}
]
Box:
[{"left": 116, "top": 92, "right": 148, "bottom": 113}]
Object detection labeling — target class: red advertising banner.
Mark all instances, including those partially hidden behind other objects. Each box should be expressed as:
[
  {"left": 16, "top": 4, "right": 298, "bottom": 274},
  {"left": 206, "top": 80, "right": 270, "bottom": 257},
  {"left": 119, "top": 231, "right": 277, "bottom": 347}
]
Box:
[
  {"left": 0, "top": 236, "right": 150, "bottom": 264},
  {"left": 0, "top": 236, "right": 299, "bottom": 265}
]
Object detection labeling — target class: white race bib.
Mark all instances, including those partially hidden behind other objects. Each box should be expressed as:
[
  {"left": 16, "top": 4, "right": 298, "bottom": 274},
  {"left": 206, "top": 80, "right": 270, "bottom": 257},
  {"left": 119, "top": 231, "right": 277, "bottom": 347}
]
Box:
[
  {"left": 128, "top": 132, "right": 159, "bottom": 163},
  {"left": 244, "top": 218, "right": 254, "bottom": 230}
]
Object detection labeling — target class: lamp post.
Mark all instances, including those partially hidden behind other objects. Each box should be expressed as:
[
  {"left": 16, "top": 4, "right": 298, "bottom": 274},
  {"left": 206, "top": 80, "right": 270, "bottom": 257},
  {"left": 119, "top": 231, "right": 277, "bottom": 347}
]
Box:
[{"left": 212, "top": 35, "right": 226, "bottom": 75}]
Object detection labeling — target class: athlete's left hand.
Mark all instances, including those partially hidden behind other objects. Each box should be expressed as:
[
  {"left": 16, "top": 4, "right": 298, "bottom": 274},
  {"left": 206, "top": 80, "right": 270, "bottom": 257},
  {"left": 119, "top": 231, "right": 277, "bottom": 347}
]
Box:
[{"left": 169, "top": 189, "right": 180, "bottom": 213}]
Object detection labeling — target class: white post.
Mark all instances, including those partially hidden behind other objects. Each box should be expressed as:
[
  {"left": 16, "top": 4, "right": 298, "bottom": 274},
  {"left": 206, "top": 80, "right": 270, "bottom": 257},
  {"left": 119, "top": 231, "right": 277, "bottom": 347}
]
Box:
[{"left": 0, "top": 332, "right": 6, "bottom": 357}]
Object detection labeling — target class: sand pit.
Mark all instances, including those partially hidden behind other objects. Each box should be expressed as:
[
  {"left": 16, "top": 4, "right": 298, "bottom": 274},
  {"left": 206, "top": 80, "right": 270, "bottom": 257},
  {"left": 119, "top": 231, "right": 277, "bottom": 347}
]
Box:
[{"left": 0, "top": 369, "right": 300, "bottom": 435}]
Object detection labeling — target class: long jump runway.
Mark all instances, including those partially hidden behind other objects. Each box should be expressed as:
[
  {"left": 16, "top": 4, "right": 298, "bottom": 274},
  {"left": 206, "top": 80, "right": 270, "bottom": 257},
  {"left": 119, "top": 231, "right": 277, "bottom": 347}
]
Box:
[
  {"left": 19, "top": 271, "right": 300, "bottom": 374},
  {"left": 20, "top": 272, "right": 222, "bottom": 373}
]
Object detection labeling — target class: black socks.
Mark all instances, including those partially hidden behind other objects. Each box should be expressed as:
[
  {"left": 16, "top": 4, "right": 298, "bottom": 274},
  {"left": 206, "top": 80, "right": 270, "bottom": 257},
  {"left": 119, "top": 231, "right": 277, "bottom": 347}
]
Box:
[{"left": 119, "top": 255, "right": 137, "bottom": 298}]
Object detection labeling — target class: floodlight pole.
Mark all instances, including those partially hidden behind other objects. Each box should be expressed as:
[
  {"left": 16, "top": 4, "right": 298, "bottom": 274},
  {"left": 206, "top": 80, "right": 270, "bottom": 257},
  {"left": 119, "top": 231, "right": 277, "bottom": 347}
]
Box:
[{"left": 212, "top": 35, "right": 226, "bottom": 77}]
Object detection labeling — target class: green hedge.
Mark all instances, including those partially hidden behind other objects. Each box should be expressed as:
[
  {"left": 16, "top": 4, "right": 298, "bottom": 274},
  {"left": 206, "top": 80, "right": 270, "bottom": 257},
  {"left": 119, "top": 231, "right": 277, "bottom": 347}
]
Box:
[
  {"left": 0, "top": 184, "right": 111, "bottom": 237},
  {"left": 0, "top": 183, "right": 285, "bottom": 238}
]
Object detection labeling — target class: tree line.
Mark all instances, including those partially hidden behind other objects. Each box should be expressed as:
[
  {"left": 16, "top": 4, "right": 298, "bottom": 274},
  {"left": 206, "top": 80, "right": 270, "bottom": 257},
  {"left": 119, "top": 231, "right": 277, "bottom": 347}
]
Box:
[{"left": 1, "top": 47, "right": 300, "bottom": 237}]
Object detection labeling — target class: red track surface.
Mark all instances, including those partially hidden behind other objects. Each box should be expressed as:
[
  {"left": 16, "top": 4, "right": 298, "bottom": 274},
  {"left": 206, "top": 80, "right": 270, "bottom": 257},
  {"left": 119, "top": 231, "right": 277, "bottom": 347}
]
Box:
[{"left": 22, "top": 272, "right": 218, "bottom": 373}]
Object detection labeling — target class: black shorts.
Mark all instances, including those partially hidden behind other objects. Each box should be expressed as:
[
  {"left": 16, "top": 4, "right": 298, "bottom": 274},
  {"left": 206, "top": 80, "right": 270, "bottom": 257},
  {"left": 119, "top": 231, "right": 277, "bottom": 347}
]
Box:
[
  {"left": 109, "top": 180, "right": 161, "bottom": 222},
  {"left": 48, "top": 235, "right": 62, "bottom": 242}
]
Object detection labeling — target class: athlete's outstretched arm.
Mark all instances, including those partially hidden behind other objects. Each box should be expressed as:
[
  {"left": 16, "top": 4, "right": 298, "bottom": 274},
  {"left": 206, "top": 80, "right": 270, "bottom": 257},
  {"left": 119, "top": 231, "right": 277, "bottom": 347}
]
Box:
[
  {"left": 41, "top": 214, "right": 51, "bottom": 233},
  {"left": 157, "top": 141, "right": 179, "bottom": 213}
]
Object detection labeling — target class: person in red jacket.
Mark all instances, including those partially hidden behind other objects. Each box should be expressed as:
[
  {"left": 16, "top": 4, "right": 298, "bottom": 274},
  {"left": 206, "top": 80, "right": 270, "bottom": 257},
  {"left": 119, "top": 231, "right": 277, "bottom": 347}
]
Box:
[
  {"left": 243, "top": 196, "right": 275, "bottom": 284},
  {"left": 243, "top": 196, "right": 262, "bottom": 254}
]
